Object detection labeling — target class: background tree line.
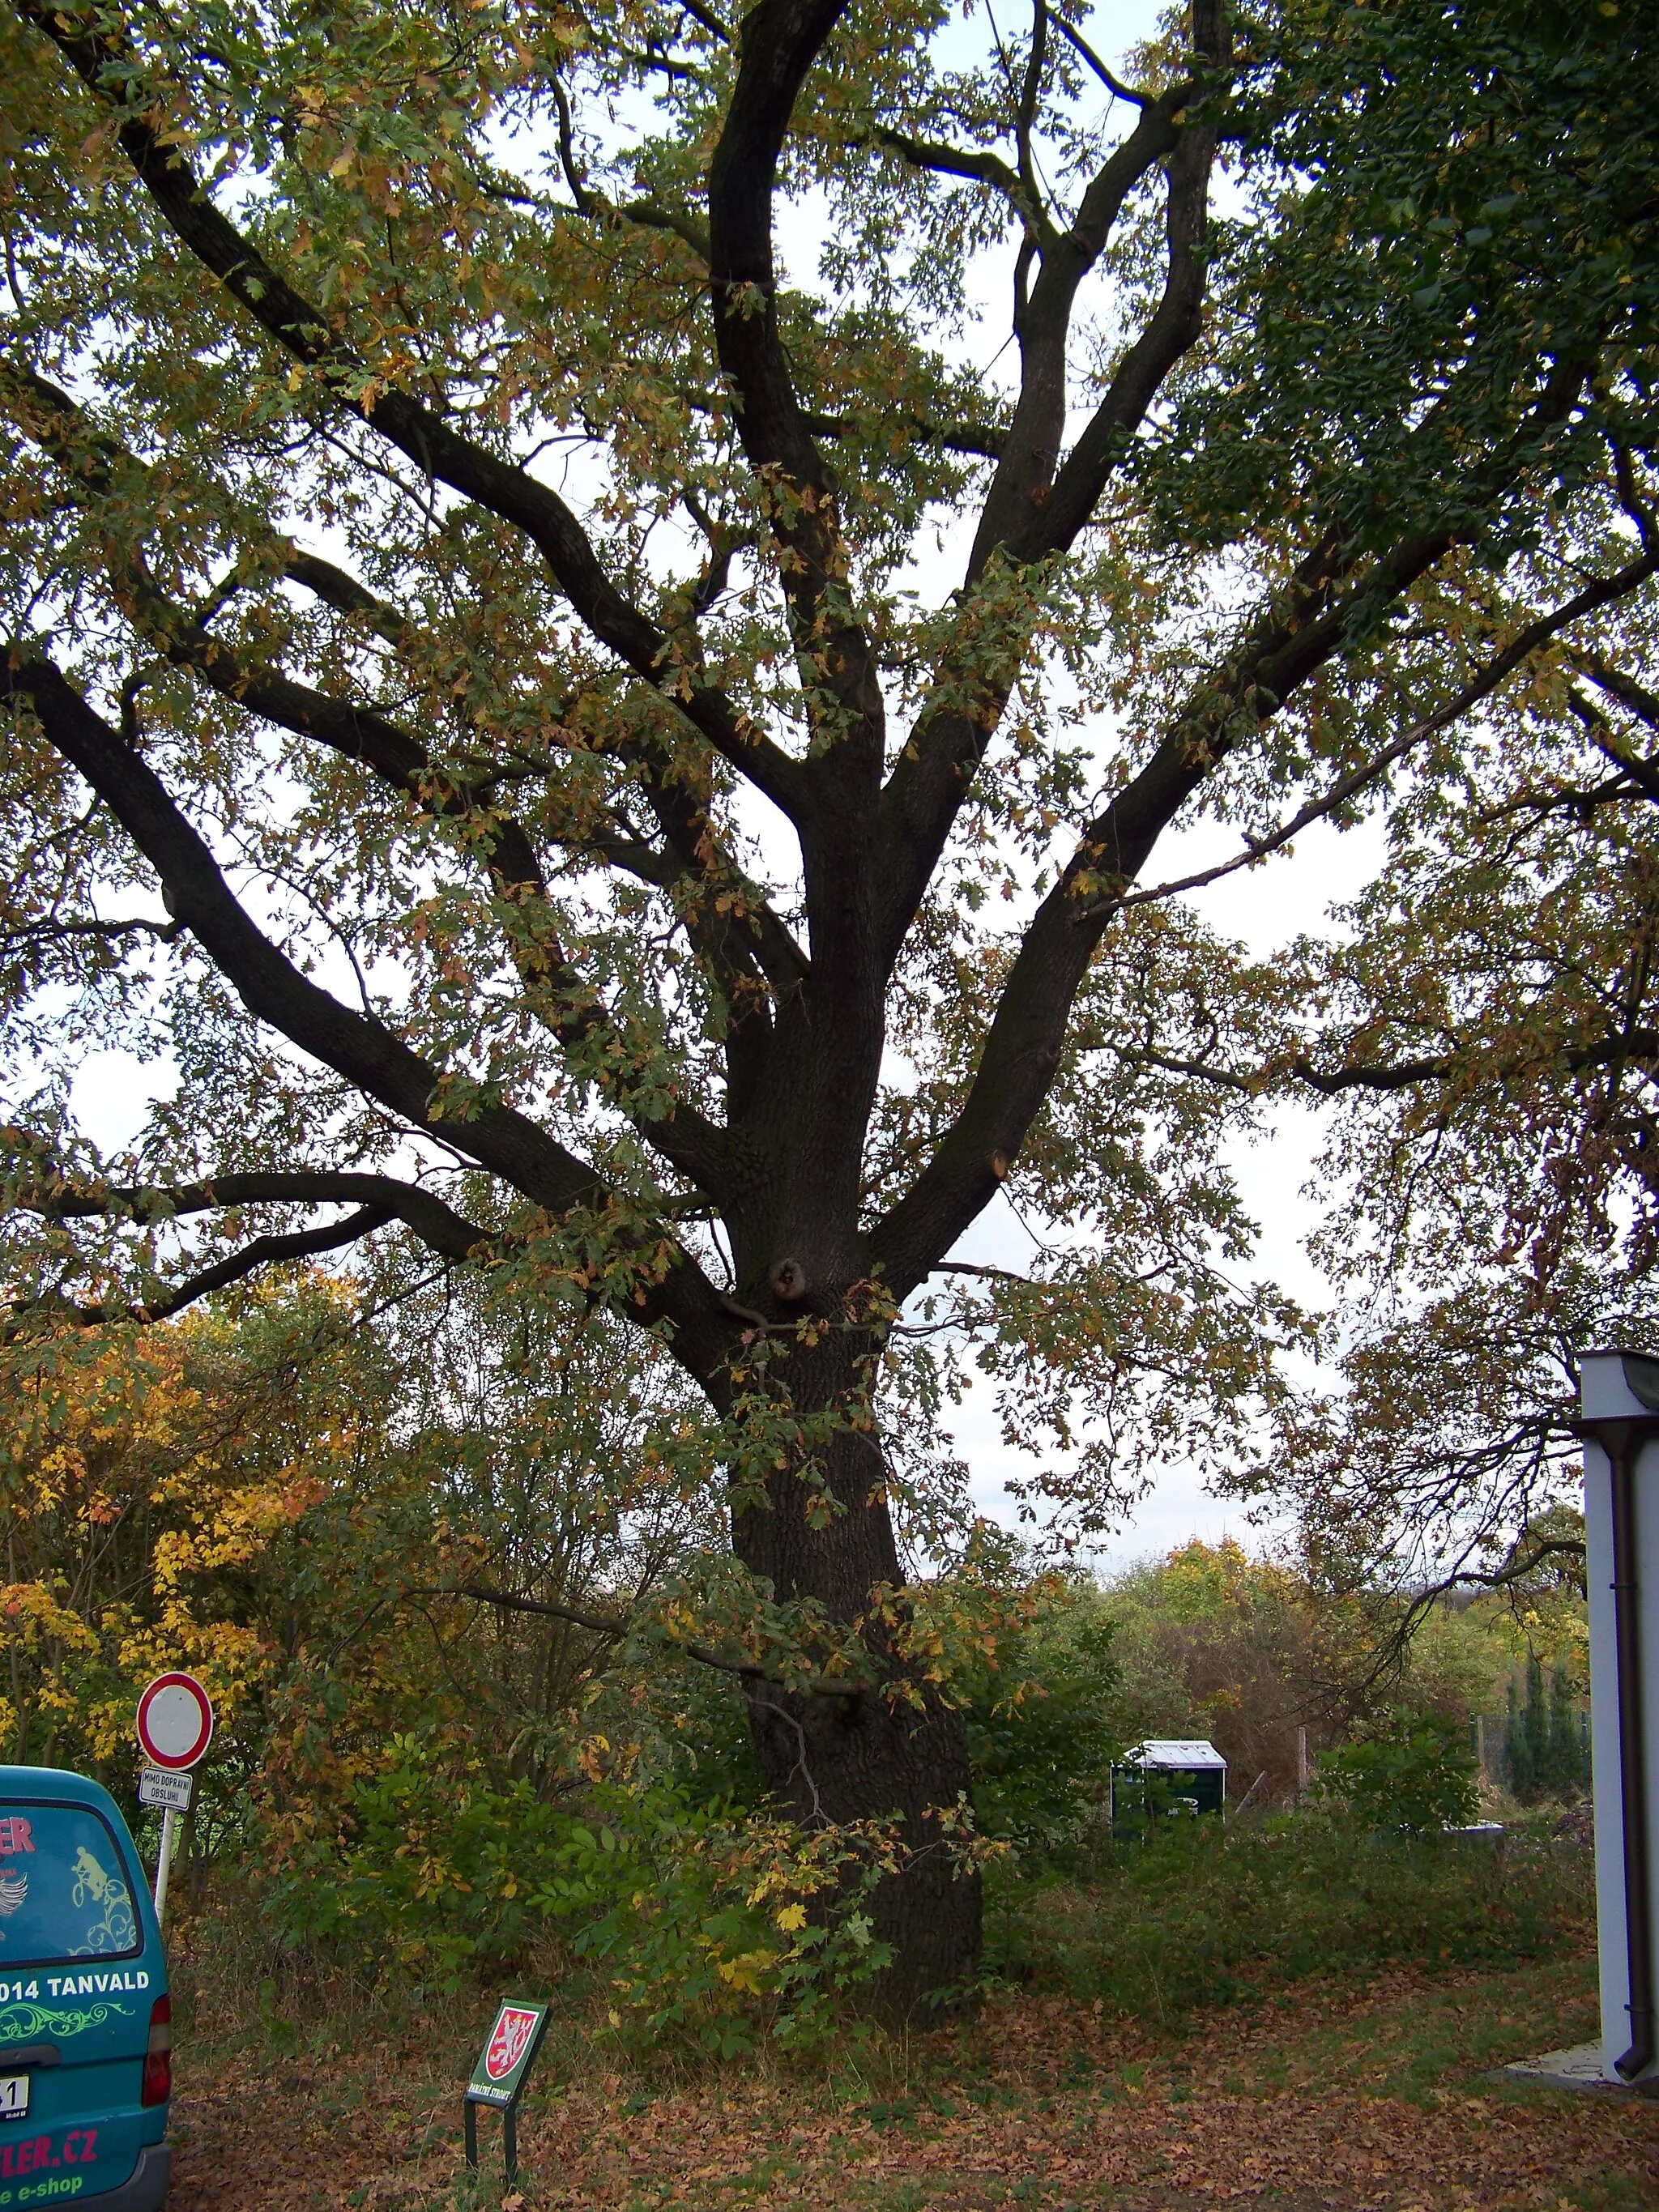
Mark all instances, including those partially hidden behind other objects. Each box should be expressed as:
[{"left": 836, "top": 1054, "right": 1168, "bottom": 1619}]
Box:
[{"left": 0, "top": 1279, "right": 1590, "bottom": 2029}]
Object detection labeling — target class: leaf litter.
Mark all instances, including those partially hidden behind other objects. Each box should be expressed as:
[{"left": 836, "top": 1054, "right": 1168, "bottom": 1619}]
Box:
[{"left": 167, "top": 1957, "right": 1659, "bottom": 2210}]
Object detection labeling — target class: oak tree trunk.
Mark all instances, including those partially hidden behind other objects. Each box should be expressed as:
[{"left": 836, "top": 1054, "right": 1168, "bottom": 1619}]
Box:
[{"left": 729, "top": 1328, "right": 981, "bottom": 2021}]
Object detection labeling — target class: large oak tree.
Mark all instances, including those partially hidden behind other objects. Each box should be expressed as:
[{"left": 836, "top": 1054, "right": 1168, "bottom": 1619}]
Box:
[{"left": 1, "top": 0, "right": 1653, "bottom": 2005}]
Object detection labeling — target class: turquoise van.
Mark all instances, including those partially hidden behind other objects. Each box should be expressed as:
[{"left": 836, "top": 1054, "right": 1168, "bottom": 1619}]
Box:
[{"left": 0, "top": 1768, "right": 169, "bottom": 2210}]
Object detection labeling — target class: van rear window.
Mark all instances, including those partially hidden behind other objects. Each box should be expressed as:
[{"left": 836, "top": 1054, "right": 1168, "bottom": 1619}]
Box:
[{"left": 0, "top": 1805, "right": 141, "bottom": 1966}]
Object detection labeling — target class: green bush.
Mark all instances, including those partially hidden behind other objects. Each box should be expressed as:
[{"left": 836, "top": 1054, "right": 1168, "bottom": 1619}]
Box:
[
  {"left": 1315, "top": 1712, "right": 1479, "bottom": 1835},
  {"left": 531, "top": 1784, "right": 895, "bottom": 2055},
  {"left": 258, "top": 1741, "right": 573, "bottom": 1981},
  {"left": 959, "top": 1583, "right": 1122, "bottom": 1858},
  {"left": 258, "top": 1741, "right": 894, "bottom": 2050}
]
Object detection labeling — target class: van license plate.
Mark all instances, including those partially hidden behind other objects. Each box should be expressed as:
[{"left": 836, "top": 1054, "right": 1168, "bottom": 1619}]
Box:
[{"left": 0, "top": 2075, "right": 26, "bottom": 2120}]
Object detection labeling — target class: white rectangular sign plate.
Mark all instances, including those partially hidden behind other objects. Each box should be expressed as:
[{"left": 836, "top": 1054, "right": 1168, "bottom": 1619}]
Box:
[{"left": 138, "top": 1767, "right": 193, "bottom": 1811}]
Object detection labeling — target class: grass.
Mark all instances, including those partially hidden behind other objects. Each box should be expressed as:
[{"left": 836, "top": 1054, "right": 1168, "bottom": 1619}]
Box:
[
  {"left": 984, "top": 1809, "right": 1597, "bottom": 2018},
  {"left": 161, "top": 1809, "right": 1655, "bottom": 2210}
]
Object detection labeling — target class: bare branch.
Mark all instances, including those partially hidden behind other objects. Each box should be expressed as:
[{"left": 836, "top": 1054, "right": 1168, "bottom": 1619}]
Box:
[{"left": 1115, "top": 543, "right": 1659, "bottom": 915}]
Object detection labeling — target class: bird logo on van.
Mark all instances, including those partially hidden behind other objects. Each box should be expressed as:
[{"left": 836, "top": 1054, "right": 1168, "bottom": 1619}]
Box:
[{"left": 0, "top": 1873, "right": 26, "bottom": 1916}]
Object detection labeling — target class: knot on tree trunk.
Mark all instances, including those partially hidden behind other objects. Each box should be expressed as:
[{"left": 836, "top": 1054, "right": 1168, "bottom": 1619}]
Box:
[{"left": 770, "top": 1255, "right": 808, "bottom": 1302}]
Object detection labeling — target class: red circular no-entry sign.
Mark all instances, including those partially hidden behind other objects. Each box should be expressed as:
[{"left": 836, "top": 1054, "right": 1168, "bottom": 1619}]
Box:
[{"left": 135, "top": 1673, "right": 215, "bottom": 1771}]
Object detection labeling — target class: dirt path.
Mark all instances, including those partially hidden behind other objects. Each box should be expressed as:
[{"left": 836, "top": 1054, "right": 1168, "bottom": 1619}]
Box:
[{"left": 167, "top": 1956, "right": 1659, "bottom": 2210}]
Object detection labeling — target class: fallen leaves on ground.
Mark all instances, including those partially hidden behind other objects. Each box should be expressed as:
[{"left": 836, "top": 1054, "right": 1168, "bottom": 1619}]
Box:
[{"left": 168, "top": 1956, "right": 1659, "bottom": 2210}]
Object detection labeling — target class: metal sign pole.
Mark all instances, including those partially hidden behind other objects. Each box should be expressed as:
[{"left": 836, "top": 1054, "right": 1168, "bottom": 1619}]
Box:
[
  {"left": 463, "top": 1998, "right": 549, "bottom": 2185},
  {"left": 152, "top": 1803, "right": 177, "bottom": 1928},
  {"left": 134, "top": 1669, "right": 213, "bottom": 1937}
]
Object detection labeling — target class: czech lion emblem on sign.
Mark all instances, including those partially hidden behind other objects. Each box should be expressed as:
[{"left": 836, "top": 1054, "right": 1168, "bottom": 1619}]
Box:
[{"left": 484, "top": 2005, "right": 539, "bottom": 2082}]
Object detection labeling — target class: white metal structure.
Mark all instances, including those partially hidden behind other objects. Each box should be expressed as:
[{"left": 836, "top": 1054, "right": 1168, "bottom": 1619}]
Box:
[{"left": 1580, "top": 1348, "right": 1659, "bottom": 2086}]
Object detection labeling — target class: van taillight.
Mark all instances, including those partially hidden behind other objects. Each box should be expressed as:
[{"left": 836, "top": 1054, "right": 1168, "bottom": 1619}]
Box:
[{"left": 140, "top": 1994, "right": 171, "bottom": 2107}]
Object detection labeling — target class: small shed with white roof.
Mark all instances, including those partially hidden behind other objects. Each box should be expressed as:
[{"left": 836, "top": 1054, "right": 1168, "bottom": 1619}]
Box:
[{"left": 1112, "top": 1738, "right": 1227, "bottom": 1822}]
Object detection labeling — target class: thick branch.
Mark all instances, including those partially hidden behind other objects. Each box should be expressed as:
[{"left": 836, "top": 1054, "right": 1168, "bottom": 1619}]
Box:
[
  {"left": 426, "top": 1582, "right": 864, "bottom": 1694},
  {"left": 870, "top": 527, "right": 1458, "bottom": 1298},
  {"left": 15, "top": 0, "right": 804, "bottom": 822},
  {"left": 1014, "top": 0, "right": 1049, "bottom": 219},
  {"left": 707, "top": 0, "right": 885, "bottom": 766},
  {"left": 873, "top": 127, "right": 1046, "bottom": 237},
  {"left": 0, "top": 651, "right": 737, "bottom": 1379},
  {"left": 13, "top": 1203, "right": 391, "bottom": 1331},
  {"left": 1290, "top": 1028, "right": 1659, "bottom": 1097},
  {"left": 281, "top": 551, "right": 414, "bottom": 649},
  {"left": 1023, "top": 45, "right": 1226, "bottom": 563},
  {"left": 878, "top": 40, "right": 1222, "bottom": 951},
  {"left": 1580, "top": 654, "right": 1659, "bottom": 737},
  {"left": 14, "top": 1168, "right": 489, "bottom": 1260},
  {"left": 1051, "top": 16, "right": 1154, "bottom": 107},
  {"left": 872, "top": 343, "right": 1597, "bottom": 1289},
  {"left": 0, "top": 914, "right": 181, "bottom": 948},
  {"left": 967, "top": 86, "right": 1197, "bottom": 576},
  {"left": 4, "top": 361, "right": 752, "bottom": 1192},
  {"left": 1115, "top": 544, "right": 1659, "bottom": 914},
  {"left": 683, "top": 386, "right": 1006, "bottom": 457},
  {"left": 1576, "top": 689, "right": 1659, "bottom": 803}
]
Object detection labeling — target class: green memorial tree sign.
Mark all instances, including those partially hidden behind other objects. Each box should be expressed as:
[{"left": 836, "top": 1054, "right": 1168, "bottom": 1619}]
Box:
[
  {"left": 0, "top": 0, "right": 1654, "bottom": 2009},
  {"left": 465, "top": 1998, "right": 550, "bottom": 2180}
]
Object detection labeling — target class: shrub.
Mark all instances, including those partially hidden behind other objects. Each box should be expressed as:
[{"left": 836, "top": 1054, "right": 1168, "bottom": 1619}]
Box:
[
  {"left": 258, "top": 1740, "right": 571, "bottom": 1981},
  {"left": 1504, "top": 1657, "right": 1590, "bottom": 1801},
  {"left": 1314, "top": 1712, "right": 1478, "bottom": 1835},
  {"left": 258, "top": 1738, "right": 901, "bottom": 2051},
  {"left": 961, "top": 1589, "right": 1121, "bottom": 1856},
  {"left": 532, "top": 1784, "right": 899, "bottom": 2055}
]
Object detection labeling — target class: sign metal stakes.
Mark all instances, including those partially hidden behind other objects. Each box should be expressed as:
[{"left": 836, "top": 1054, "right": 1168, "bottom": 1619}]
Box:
[
  {"left": 134, "top": 1671, "right": 215, "bottom": 1930},
  {"left": 463, "top": 1999, "right": 551, "bottom": 2184}
]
